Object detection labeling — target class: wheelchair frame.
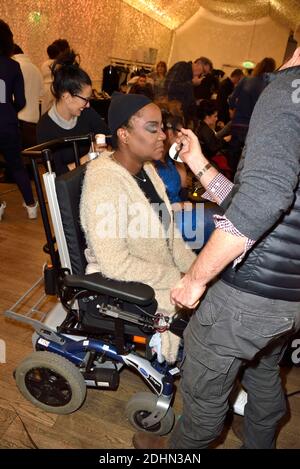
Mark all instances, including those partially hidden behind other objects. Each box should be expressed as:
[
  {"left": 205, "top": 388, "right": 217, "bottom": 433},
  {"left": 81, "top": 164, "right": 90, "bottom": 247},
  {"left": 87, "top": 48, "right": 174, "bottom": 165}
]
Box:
[{"left": 5, "top": 135, "right": 182, "bottom": 435}]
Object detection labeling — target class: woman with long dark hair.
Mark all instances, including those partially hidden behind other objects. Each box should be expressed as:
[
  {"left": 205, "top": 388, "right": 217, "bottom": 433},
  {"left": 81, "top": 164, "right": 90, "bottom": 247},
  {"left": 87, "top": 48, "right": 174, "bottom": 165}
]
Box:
[
  {"left": 37, "top": 50, "right": 108, "bottom": 175},
  {"left": 40, "top": 38, "right": 70, "bottom": 114}
]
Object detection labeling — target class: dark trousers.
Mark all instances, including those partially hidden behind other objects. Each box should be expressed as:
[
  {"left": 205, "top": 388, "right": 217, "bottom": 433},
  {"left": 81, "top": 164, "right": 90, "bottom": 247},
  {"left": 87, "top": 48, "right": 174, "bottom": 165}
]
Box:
[
  {"left": 19, "top": 120, "right": 37, "bottom": 149},
  {"left": 169, "top": 280, "right": 300, "bottom": 449},
  {"left": 0, "top": 125, "right": 34, "bottom": 205}
]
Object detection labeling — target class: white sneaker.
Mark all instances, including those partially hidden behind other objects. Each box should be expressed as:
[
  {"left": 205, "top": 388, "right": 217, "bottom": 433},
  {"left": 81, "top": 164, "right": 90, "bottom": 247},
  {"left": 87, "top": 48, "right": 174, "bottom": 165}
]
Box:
[
  {"left": 0, "top": 201, "right": 6, "bottom": 221},
  {"left": 23, "top": 201, "right": 39, "bottom": 219}
]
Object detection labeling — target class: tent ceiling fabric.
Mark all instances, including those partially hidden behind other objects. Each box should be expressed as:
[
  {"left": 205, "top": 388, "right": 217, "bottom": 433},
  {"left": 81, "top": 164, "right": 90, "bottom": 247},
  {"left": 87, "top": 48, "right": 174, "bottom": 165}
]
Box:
[
  {"left": 122, "top": 0, "right": 300, "bottom": 31},
  {"left": 122, "top": 0, "right": 201, "bottom": 29}
]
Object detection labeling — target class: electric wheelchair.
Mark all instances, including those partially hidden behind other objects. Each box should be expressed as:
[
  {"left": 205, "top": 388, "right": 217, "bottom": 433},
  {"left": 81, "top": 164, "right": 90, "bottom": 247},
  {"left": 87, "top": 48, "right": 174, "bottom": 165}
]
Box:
[{"left": 6, "top": 136, "right": 188, "bottom": 435}]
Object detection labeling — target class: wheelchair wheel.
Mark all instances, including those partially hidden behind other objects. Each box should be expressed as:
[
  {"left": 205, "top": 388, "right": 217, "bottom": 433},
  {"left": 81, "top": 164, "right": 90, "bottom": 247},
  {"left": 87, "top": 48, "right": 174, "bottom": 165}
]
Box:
[
  {"left": 15, "top": 351, "right": 86, "bottom": 414},
  {"left": 126, "top": 392, "right": 175, "bottom": 435}
]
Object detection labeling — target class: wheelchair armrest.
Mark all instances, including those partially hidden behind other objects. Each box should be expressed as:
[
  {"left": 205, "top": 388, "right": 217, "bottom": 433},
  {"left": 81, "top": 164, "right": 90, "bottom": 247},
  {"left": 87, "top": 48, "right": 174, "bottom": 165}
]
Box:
[{"left": 63, "top": 272, "right": 155, "bottom": 306}]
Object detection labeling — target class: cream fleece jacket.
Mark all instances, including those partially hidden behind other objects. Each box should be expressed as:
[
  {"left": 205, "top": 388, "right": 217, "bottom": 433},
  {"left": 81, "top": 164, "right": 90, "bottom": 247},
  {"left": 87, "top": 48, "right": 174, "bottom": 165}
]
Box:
[{"left": 80, "top": 154, "right": 196, "bottom": 362}]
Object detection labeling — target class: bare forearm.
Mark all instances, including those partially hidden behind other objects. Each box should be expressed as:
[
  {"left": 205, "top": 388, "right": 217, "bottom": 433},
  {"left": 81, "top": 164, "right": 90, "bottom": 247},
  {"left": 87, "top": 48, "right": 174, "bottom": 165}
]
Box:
[{"left": 188, "top": 228, "right": 246, "bottom": 286}]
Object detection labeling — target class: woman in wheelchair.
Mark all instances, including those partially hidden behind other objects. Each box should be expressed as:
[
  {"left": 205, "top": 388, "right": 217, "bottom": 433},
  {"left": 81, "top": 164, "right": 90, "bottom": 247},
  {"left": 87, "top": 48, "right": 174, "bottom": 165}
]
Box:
[{"left": 80, "top": 93, "right": 197, "bottom": 364}]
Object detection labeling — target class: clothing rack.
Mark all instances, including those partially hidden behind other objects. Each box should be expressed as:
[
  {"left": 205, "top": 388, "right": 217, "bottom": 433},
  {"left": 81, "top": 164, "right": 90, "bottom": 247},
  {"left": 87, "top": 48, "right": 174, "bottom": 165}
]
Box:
[{"left": 108, "top": 56, "right": 154, "bottom": 71}]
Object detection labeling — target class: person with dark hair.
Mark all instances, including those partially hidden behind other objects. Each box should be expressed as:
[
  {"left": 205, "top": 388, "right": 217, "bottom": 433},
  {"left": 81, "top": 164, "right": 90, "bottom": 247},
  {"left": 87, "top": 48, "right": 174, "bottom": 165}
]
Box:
[
  {"left": 12, "top": 43, "right": 23, "bottom": 55},
  {"left": 119, "top": 80, "right": 128, "bottom": 94},
  {"left": 212, "top": 69, "right": 225, "bottom": 80},
  {"left": 228, "top": 57, "right": 276, "bottom": 173},
  {"left": 37, "top": 50, "right": 108, "bottom": 175},
  {"left": 194, "top": 57, "right": 219, "bottom": 103},
  {"left": 127, "top": 73, "right": 153, "bottom": 95},
  {"left": 155, "top": 109, "right": 188, "bottom": 203},
  {"left": 0, "top": 19, "right": 38, "bottom": 220},
  {"left": 52, "top": 39, "right": 70, "bottom": 55},
  {"left": 195, "top": 100, "right": 231, "bottom": 180},
  {"left": 216, "top": 69, "right": 244, "bottom": 124},
  {"left": 195, "top": 56, "right": 213, "bottom": 71},
  {"left": 164, "top": 60, "right": 204, "bottom": 122},
  {"left": 80, "top": 93, "right": 196, "bottom": 363},
  {"left": 41, "top": 39, "right": 70, "bottom": 113},
  {"left": 129, "top": 82, "right": 154, "bottom": 101},
  {"left": 46, "top": 43, "right": 60, "bottom": 61},
  {"left": 252, "top": 57, "right": 276, "bottom": 77},
  {"left": 133, "top": 47, "right": 300, "bottom": 451},
  {"left": 136, "top": 74, "right": 147, "bottom": 87},
  {"left": 13, "top": 44, "right": 44, "bottom": 148}
]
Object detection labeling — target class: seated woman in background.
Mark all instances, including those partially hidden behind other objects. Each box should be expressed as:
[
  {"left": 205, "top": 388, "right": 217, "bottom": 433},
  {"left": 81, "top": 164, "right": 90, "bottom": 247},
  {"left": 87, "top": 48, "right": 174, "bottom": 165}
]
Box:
[
  {"left": 37, "top": 50, "right": 109, "bottom": 175},
  {"left": 80, "top": 93, "right": 196, "bottom": 363},
  {"left": 155, "top": 110, "right": 188, "bottom": 202},
  {"left": 195, "top": 99, "right": 232, "bottom": 179},
  {"left": 155, "top": 109, "right": 223, "bottom": 250}
]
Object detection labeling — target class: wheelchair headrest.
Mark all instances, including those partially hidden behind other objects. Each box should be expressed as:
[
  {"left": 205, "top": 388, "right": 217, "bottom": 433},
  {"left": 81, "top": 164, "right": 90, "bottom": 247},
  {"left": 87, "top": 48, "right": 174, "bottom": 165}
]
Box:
[{"left": 55, "top": 164, "right": 87, "bottom": 275}]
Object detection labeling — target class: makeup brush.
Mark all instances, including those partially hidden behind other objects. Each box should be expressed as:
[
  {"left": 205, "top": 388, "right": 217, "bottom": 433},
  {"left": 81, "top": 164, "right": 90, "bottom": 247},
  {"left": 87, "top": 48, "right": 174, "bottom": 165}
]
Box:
[{"left": 169, "top": 142, "right": 184, "bottom": 163}]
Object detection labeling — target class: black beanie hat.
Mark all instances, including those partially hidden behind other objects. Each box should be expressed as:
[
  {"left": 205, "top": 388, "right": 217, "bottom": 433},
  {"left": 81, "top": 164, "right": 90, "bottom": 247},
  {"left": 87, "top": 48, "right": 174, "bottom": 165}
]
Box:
[{"left": 108, "top": 93, "right": 152, "bottom": 135}]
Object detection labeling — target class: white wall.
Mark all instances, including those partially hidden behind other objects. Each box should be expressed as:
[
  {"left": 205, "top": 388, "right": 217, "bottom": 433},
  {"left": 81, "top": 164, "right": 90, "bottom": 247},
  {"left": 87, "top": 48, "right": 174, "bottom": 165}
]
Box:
[{"left": 169, "top": 7, "right": 290, "bottom": 73}]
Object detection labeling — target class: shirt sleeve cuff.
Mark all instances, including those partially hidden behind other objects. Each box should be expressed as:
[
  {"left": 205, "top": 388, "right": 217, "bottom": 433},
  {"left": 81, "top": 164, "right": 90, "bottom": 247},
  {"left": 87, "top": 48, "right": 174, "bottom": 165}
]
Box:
[
  {"left": 202, "top": 173, "right": 234, "bottom": 205},
  {"left": 213, "top": 214, "right": 256, "bottom": 266}
]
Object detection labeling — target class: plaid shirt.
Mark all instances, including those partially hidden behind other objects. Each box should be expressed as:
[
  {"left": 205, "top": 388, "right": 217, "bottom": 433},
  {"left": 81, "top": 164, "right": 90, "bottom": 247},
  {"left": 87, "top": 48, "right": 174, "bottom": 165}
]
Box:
[{"left": 202, "top": 173, "right": 255, "bottom": 265}]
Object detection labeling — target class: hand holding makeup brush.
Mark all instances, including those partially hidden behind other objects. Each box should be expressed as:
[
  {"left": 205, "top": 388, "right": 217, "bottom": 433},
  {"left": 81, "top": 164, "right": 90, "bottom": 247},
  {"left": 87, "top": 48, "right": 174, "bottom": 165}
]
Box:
[{"left": 171, "top": 128, "right": 208, "bottom": 174}]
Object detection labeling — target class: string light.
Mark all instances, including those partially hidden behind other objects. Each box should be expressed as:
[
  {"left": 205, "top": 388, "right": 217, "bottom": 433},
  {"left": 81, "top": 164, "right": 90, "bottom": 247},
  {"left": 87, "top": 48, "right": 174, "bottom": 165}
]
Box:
[
  {"left": 242, "top": 60, "right": 256, "bottom": 69},
  {"left": 28, "top": 11, "right": 42, "bottom": 24}
]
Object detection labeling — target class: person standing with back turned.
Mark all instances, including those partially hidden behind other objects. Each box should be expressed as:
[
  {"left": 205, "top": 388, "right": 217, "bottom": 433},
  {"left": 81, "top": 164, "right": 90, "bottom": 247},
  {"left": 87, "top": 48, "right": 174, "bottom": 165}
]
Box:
[
  {"left": 0, "top": 19, "right": 38, "bottom": 221},
  {"left": 133, "top": 48, "right": 300, "bottom": 449}
]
